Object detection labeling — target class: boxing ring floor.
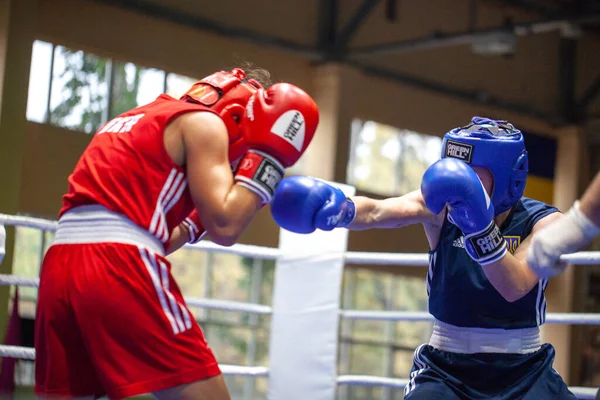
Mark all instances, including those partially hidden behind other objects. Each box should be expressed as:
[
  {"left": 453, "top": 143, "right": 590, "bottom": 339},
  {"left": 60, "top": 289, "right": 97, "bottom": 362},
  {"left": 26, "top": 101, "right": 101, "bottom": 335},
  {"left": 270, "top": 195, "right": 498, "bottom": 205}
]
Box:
[{"left": 0, "top": 211, "right": 599, "bottom": 400}]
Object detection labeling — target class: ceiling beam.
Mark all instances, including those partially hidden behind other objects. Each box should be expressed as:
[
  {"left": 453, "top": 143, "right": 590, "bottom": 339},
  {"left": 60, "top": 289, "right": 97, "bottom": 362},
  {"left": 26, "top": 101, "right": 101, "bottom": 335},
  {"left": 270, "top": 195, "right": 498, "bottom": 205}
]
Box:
[
  {"left": 348, "top": 14, "right": 600, "bottom": 58},
  {"left": 385, "top": 0, "right": 398, "bottom": 22},
  {"left": 335, "top": 0, "right": 382, "bottom": 47},
  {"left": 346, "top": 60, "right": 559, "bottom": 123},
  {"left": 91, "top": 0, "right": 563, "bottom": 123},
  {"left": 317, "top": 0, "right": 338, "bottom": 52},
  {"left": 482, "top": 0, "right": 565, "bottom": 19},
  {"left": 92, "top": 0, "right": 320, "bottom": 59},
  {"left": 557, "top": 37, "right": 577, "bottom": 122},
  {"left": 494, "top": 0, "right": 600, "bottom": 19},
  {"left": 578, "top": 73, "right": 600, "bottom": 113}
]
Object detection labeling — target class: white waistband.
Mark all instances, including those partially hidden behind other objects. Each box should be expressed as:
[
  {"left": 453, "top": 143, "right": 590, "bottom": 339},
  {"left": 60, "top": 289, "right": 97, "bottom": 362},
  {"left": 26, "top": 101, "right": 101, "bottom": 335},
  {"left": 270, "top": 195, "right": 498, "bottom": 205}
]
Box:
[
  {"left": 53, "top": 205, "right": 165, "bottom": 256},
  {"left": 428, "top": 320, "right": 541, "bottom": 354}
]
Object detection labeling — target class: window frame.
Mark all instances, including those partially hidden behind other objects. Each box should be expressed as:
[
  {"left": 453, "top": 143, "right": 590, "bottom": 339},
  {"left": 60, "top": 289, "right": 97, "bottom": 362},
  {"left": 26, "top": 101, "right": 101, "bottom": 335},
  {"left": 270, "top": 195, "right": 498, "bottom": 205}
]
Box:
[
  {"left": 26, "top": 40, "right": 198, "bottom": 134},
  {"left": 347, "top": 118, "right": 443, "bottom": 198}
]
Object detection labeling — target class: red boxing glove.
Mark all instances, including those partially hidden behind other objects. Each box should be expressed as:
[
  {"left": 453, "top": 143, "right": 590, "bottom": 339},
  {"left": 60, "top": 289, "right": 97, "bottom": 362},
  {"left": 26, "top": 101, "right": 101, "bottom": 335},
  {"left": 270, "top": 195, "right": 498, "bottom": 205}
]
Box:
[
  {"left": 234, "top": 83, "right": 319, "bottom": 204},
  {"left": 181, "top": 209, "right": 207, "bottom": 244}
]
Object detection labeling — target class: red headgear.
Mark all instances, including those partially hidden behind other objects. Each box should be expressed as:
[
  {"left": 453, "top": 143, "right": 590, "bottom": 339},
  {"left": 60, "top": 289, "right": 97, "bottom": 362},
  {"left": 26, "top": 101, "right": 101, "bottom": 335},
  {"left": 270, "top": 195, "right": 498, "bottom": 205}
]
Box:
[{"left": 181, "top": 68, "right": 262, "bottom": 165}]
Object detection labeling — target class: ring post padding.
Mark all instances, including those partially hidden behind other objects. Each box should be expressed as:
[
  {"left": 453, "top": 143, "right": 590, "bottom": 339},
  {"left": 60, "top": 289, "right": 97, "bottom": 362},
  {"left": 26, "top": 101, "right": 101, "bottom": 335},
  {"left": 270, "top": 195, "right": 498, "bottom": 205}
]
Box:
[{"left": 267, "top": 181, "right": 355, "bottom": 400}]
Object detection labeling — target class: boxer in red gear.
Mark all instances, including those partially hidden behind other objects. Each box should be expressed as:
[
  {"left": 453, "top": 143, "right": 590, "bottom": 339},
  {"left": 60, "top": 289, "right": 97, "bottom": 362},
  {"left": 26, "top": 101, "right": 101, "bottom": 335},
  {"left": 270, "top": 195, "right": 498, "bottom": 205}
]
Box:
[{"left": 34, "top": 67, "right": 319, "bottom": 400}]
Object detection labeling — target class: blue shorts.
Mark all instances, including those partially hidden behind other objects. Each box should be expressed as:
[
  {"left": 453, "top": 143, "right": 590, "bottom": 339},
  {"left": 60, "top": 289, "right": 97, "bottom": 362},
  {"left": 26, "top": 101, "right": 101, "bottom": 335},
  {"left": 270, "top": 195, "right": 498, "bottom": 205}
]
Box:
[{"left": 403, "top": 343, "right": 576, "bottom": 400}]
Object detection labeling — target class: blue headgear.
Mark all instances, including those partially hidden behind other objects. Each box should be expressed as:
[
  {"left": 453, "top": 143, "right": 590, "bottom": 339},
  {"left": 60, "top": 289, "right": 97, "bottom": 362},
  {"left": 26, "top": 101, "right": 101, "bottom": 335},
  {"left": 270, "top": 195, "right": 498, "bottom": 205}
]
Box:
[{"left": 441, "top": 117, "right": 528, "bottom": 215}]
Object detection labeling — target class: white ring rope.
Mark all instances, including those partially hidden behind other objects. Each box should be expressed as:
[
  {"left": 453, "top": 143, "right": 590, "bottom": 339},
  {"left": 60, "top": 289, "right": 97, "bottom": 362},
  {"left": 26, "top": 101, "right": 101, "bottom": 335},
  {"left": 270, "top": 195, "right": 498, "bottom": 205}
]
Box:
[
  {"left": 345, "top": 252, "right": 429, "bottom": 266},
  {"left": 336, "top": 375, "right": 599, "bottom": 399},
  {"left": 340, "top": 309, "right": 600, "bottom": 325},
  {"left": 0, "top": 213, "right": 280, "bottom": 260},
  {"left": 0, "top": 274, "right": 273, "bottom": 315},
  {"left": 0, "top": 345, "right": 35, "bottom": 360},
  {"left": 337, "top": 375, "right": 409, "bottom": 388},
  {"left": 2, "top": 275, "right": 599, "bottom": 324},
  {"left": 184, "top": 297, "right": 272, "bottom": 315},
  {"left": 0, "top": 214, "right": 58, "bottom": 231},
  {"left": 185, "top": 241, "right": 280, "bottom": 260},
  {"left": 0, "top": 345, "right": 268, "bottom": 377},
  {"left": 3, "top": 213, "right": 600, "bottom": 265},
  {"left": 217, "top": 364, "right": 269, "bottom": 378},
  {"left": 0, "top": 275, "right": 39, "bottom": 288},
  {"left": 555, "top": 251, "right": 600, "bottom": 265},
  {"left": 344, "top": 250, "right": 600, "bottom": 265},
  {"left": 341, "top": 310, "right": 434, "bottom": 322},
  {"left": 0, "top": 344, "right": 594, "bottom": 399}
]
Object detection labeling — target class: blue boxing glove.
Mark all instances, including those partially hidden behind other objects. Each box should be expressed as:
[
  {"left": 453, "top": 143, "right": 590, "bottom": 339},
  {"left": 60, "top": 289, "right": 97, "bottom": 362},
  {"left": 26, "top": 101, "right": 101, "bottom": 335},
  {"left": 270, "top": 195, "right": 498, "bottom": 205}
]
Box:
[
  {"left": 270, "top": 176, "right": 356, "bottom": 234},
  {"left": 421, "top": 158, "right": 507, "bottom": 265}
]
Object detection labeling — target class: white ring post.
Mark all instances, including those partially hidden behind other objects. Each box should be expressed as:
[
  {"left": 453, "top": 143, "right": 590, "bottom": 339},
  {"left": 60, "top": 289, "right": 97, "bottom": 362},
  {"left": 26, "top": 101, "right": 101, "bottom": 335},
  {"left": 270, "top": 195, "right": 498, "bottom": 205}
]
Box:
[{"left": 267, "top": 182, "right": 355, "bottom": 400}]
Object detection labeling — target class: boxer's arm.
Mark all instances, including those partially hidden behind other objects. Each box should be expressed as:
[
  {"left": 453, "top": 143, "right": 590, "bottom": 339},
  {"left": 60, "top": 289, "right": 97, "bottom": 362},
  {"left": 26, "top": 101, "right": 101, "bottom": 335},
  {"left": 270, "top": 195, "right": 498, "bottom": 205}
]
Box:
[
  {"left": 579, "top": 171, "right": 600, "bottom": 227},
  {"left": 166, "top": 225, "right": 190, "bottom": 255},
  {"left": 348, "top": 190, "right": 441, "bottom": 230},
  {"left": 527, "top": 173, "right": 600, "bottom": 278},
  {"left": 480, "top": 212, "right": 563, "bottom": 302},
  {"left": 182, "top": 112, "right": 262, "bottom": 247}
]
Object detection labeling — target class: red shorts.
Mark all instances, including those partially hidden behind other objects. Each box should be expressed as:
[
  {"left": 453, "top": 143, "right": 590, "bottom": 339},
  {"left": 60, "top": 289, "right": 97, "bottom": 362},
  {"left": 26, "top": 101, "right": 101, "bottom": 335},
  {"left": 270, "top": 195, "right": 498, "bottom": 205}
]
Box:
[{"left": 34, "top": 242, "right": 220, "bottom": 399}]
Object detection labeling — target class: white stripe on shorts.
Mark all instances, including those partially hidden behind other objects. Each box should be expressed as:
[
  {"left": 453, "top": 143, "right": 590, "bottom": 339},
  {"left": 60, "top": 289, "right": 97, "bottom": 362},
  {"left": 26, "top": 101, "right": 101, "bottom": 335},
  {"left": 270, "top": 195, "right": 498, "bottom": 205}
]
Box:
[
  {"left": 404, "top": 367, "right": 427, "bottom": 396},
  {"left": 139, "top": 247, "right": 180, "bottom": 334},
  {"left": 156, "top": 258, "right": 186, "bottom": 333},
  {"left": 158, "top": 259, "right": 193, "bottom": 331},
  {"left": 404, "top": 344, "right": 428, "bottom": 396}
]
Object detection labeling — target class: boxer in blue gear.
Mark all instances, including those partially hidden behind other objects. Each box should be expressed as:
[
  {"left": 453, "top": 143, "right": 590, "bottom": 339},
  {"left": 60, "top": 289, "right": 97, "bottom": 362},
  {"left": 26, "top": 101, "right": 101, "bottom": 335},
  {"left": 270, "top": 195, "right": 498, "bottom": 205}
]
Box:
[{"left": 271, "top": 117, "right": 577, "bottom": 400}]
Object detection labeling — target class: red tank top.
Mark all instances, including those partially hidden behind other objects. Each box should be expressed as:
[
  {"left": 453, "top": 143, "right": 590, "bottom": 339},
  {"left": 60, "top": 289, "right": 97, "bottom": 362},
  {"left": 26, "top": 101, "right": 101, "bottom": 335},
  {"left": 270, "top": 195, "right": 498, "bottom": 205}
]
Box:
[{"left": 60, "top": 94, "right": 216, "bottom": 248}]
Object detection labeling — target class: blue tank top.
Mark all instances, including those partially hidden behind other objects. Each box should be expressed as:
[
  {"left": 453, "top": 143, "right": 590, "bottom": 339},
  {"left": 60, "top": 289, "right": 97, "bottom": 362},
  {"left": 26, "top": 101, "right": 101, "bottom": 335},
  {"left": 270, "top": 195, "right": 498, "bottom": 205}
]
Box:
[{"left": 427, "top": 197, "right": 559, "bottom": 329}]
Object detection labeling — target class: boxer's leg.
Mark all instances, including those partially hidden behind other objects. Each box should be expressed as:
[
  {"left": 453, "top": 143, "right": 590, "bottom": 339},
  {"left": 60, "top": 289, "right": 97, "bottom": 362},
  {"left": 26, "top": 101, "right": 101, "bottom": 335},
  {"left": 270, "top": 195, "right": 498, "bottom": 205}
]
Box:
[
  {"left": 403, "top": 345, "right": 462, "bottom": 400},
  {"left": 34, "top": 245, "right": 105, "bottom": 399},
  {"left": 70, "top": 244, "right": 227, "bottom": 400},
  {"left": 404, "top": 378, "right": 461, "bottom": 400},
  {"left": 519, "top": 345, "right": 576, "bottom": 400}
]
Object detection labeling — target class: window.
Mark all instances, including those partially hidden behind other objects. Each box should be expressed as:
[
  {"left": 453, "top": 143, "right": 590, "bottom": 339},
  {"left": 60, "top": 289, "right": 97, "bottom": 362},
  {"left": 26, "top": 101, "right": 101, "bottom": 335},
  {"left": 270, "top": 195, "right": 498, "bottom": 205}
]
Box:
[
  {"left": 109, "top": 62, "right": 165, "bottom": 118},
  {"left": 11, "top": 228, "right": 44, "bottom": 318},
  {"left": 25, "top": 40, "right": 200, "bottom": 134},
  {"left": 166, "top": 73, "right": 197, "bottom": 99},
  {"left": 347, "top": 119, "right": 442, "bottom": 197},
  {"left": 49, "top": 45, "right": 109, "bottom": 134},
  {"left": 10, "top": 227, "right": 55, "bottom": 319},
  {"left": 26, "top": 40, "right": 53, "bottom": 123},
  {"left": 337, "top": 268, "right": 430, "bottom": 400}
]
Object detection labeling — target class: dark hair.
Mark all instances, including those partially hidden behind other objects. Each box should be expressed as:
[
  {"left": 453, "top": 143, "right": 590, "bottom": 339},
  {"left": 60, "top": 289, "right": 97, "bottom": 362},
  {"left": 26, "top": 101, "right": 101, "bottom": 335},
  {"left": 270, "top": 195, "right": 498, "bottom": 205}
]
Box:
[{"left": 236, "top": 60, "right": 272, "bottom": 88}]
